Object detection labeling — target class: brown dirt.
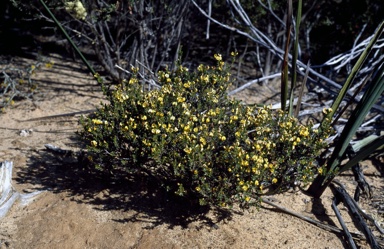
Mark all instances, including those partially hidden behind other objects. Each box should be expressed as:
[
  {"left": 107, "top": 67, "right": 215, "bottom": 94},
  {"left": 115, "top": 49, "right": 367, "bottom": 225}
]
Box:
[{"left": 0, "top": 54, "right": 383, "bottom": 249}]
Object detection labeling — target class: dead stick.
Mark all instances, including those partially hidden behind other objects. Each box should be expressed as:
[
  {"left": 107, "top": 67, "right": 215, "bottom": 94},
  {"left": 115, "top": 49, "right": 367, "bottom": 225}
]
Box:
[
  {"left": 260, "top": 197, "right": 365, "bottom": 240},
  {"left": 332, "top": 196, "right": 357, "bottom": 249}
]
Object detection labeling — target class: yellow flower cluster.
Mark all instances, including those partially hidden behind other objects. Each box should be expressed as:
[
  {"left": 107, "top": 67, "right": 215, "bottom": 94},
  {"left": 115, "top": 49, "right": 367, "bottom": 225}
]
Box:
[
  {"left": 81, "top": 54, "right": 331, "bottom": 208},
  {"left": 65, "top": 0, "right": 87, "bottom": 20}
]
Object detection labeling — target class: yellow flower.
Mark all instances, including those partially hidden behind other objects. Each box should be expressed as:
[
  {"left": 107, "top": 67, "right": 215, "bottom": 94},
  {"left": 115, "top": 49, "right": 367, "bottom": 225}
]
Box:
[
  {"left": 218, "top": 61, "right": 224, "bottom": 69},
  {"left": 241, "top": 160, "right": 249, "bottom": 167},
  {"left": 322, "top": 107, "right": 333, "bottom": 114},
  {"left": 300, "top": 128, "right": 310, "bottom": 137},
  {"left": 151, "top": 129, "right": 161, "bottom": 134},
  {"left": 177, "top": 96, "right": 185, "bottom": 103},
  {"left": 127, "top": 78, "right": 137, "bottom": 85},
  {"left": 183, "top": 82, "right": 191, "bottom": 88},
  {"left": 65, "top": 0, "right": 87, "bottom": 20},
  {"left": 92, "top": 119, "right": 103, "bottom": 125},
  {"left": 318, "top": 167, "right": 323, "bottom": 175},
  {"left": 272, "top": 178, "right": 278, "bottom": 184},
  {"left": 131, "top": 66, "right": 139, "bottom": 73},
  {"left": 242, "top": 185, "right": 248, "bottom": 191},
  {"left": 143, "top": 139, "right": 151, "bottom": 146},
  {"left": 214, "top": 54, "right": 222, "bottom": 61},
  {"left": 199, "top": 137, "right": 206, "bottom": 146},
  {"left": 183, "top": 125, "right": 190, "bottom": 132},
  {"left": 195, "top": 186, "right": 201, "bottom": 192},
  {"left": 91, "top": 140, "right": 97, "bottom": 147},
  {"left": 260, "top": 108, "right": 268, "bottom": 115},
  {"left": 245, "top": 196, "right": 251, "bottom": 202}
]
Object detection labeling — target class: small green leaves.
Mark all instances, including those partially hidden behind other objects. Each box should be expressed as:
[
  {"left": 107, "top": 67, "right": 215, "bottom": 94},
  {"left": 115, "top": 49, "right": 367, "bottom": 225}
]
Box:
[{"left": 80, "top": 55, "right": 330, "bottom": 208}]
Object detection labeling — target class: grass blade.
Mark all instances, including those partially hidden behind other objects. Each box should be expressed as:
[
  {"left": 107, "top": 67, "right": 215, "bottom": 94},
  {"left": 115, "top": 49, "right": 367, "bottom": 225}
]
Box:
[
  {"left": 288, "top": 0, "right": 302, "bottom": 116},
  {"left": 294, "top": 61, "right": 309, "bottom": 118},
  {"left": 320, "top": 21, "right": 384, "bottom": 128},
  {"left": 342, "top": 135, "right": 384, "bottom": 172},
  {"left": 39, "top": 0, "right": 96, "bottom": 77},
  {"left": 308, "top": 56, "right": 384, "bottom": 197},
  {"left": 281, "top": 0, "right": 292, "bottom": 111}
]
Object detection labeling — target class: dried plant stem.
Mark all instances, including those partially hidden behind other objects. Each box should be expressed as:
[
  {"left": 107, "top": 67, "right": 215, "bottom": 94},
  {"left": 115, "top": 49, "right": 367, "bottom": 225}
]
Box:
[{"left": 261, "top": 197, "right": 366, "bottom": 241}]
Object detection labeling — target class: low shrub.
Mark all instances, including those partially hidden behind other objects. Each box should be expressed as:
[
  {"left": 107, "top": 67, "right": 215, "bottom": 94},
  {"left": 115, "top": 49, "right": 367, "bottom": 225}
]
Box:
[
  {"left": 0, "top": 59, "right": 53, "bottom": 112},
  {"left": 80, "top": 54, "right": 332, "bottom": 208}
]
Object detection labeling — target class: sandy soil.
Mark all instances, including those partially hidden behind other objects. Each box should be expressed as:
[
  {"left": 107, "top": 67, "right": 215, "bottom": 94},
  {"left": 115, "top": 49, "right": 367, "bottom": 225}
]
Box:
[{"left": 0, "top": 54, "right": 383, "bottom": 249}]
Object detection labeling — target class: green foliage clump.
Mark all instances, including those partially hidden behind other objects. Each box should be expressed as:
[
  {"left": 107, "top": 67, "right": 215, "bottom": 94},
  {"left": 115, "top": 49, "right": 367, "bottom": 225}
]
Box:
[{"left": 80, "top": 55, "right": 331, "bottom": 208}]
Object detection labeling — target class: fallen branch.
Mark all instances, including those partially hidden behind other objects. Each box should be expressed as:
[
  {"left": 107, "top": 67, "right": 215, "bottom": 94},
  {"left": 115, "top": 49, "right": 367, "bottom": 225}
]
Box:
[
  {"left": 0, "top": 161, "right": 43, "bottom": 219},
  {"left": 331, "top": 180, "right": 383, "bottom": 249},
  {"left": 260, "top": 197, "right": 366, "bottom": 241},
  {"left": 332, "top": 194, "right": 358, "bottom": 249},
  {"left": 191, "top": 0, "right": 384, "bottom": 114}
]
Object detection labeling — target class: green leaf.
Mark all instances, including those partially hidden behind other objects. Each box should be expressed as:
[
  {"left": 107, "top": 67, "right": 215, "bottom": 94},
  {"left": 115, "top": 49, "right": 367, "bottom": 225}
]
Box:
[
  {"left": 307, "top": 46, "right": 384, "bottom": 197},
  {"left": 39, "top": 0, "right": 96, "bottom": 77},
  {"left": 280, "top": 0, "right": 292, "bottom": 111},
  {"left": 321, "top": 20, "right": 384, "bottom": 127},
  {"left": 288, "top": 0, "right": 302, "bottom": 116},
  {"left": 341, "top": 135, "right": 384, "bottom": 172}
]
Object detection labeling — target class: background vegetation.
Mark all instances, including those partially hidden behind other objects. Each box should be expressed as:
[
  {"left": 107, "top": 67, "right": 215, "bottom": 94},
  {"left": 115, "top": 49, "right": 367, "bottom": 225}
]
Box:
[
  {"left": 1, "top": 0, "right": 383, "bottom": 75},
  {"left": 2, "top": 0, "right": 383, "bottom": 109}
]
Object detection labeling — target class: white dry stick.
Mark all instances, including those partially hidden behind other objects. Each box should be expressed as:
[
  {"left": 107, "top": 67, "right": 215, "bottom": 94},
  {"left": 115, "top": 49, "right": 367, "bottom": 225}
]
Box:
[
  {"left": 228, "top": 73, "right": 281, "bottom": 96},
  {"left": 191, "top": 0, "right": 342, "bottom": 90},
  {"left": 0, "top": 161, "right": 43, "bottom": 218},
  {"left": 115, "top": 64, "right": 132, "bottom": 75},
  {"left": 206, "top": 0, "right": 212, "bottom": 39},
  {"left": 191, "top": 0, "right": 384, "bottom": 114},
  {"left": 115, "top": 63, "right": 161, "bottom": 89}
]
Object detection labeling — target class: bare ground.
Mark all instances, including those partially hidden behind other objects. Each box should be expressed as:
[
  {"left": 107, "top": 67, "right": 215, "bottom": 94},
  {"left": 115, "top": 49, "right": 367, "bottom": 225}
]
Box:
[{"left": 0, "top": 54, "right": 383, "bottom": 249}]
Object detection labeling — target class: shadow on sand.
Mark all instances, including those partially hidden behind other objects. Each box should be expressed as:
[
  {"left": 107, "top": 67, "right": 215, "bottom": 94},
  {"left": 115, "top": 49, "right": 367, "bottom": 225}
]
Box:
[{"left": 15, "top": 139, "right": 233, "bottom": 230}]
